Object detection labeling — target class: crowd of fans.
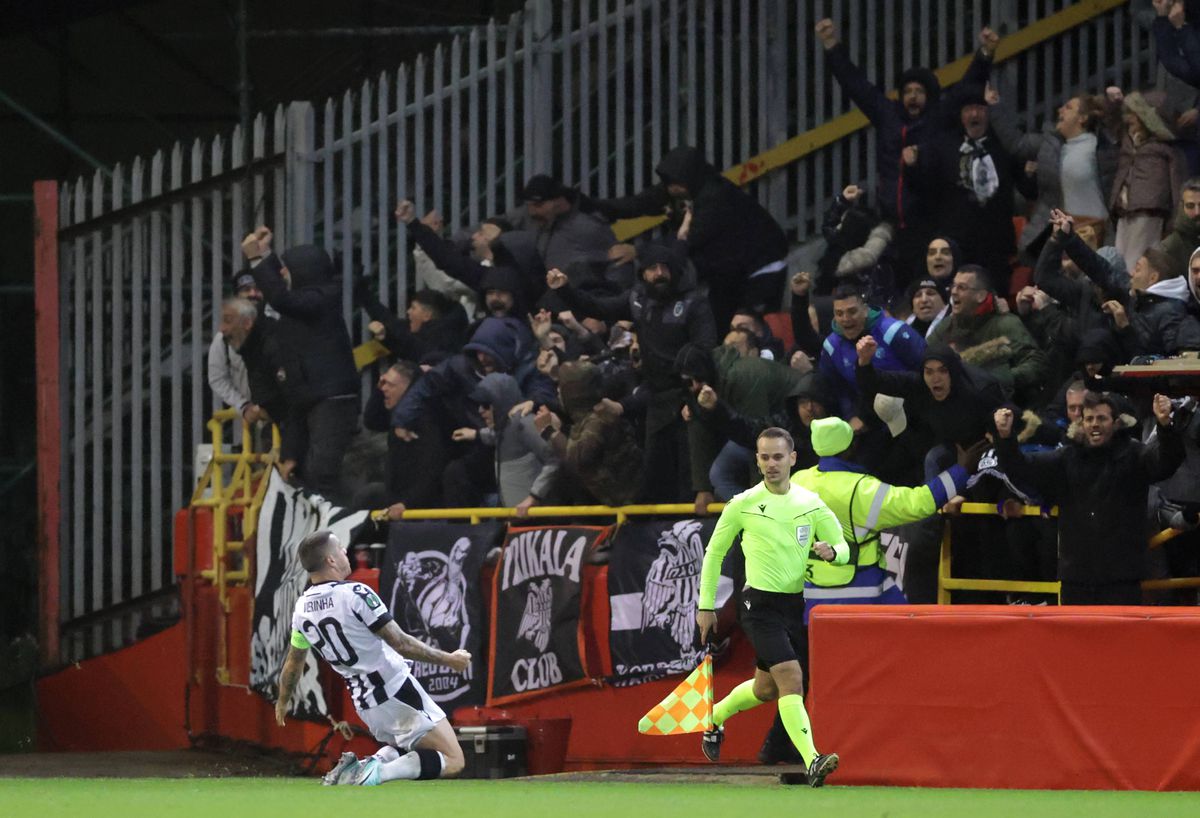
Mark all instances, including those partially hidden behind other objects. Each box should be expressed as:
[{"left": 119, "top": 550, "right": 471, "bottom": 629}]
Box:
[{"left": 209, "top": 6, "right": 1200, "bottom": 606}]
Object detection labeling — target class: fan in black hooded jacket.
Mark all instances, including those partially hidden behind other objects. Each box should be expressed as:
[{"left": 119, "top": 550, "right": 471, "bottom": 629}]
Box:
[
  {"left": 587, "top": 146, "right": 788, "bottom": 326},
  {"left": 815, "top": 17, "right": 996, "bottom": 283},
  {"left": 857, "top": 344, "right": 1005, "bottom": 455},
  {"left": 247, "top": 234, "right": 359, "bottom": 501},
  {"left": 546, "top": 244, "right": 718, "bottom": 503}
]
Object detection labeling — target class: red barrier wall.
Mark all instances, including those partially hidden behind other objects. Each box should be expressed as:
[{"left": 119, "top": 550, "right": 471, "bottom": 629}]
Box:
[
  {"left": 37, "top": 624, "right": 189, "bottom": 751},
  {"left": 808, "top": 605, "right": 1200, "bottom": 791}
]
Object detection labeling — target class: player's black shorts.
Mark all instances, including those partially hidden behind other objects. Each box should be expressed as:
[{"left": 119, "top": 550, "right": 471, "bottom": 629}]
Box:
[{"left": 741, "top": 587, "right": 808, "bottom": 671}]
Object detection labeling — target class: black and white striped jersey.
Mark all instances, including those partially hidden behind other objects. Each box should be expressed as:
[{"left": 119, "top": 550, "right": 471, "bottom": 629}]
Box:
[{"left": 290, "top": 580, "right": 411, "bottom": 710}]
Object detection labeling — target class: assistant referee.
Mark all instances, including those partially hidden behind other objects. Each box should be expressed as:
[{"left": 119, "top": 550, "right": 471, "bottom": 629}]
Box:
[{"left": 695, "top": 426, "right": 848, "bottom": 787}]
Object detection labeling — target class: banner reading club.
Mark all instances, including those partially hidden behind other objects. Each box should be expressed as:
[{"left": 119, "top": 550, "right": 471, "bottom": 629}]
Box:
[{"left": 487, "top": 525, "right": 610, "bottom": 704}]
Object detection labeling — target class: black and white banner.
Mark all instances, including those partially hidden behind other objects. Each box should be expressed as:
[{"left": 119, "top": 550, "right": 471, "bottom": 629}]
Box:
[
  {"left": 488, "top": 526, "right": 610, "bottom": 704},
  {"left": 882, "top": 526, "right": 915, "bottom": 592},
  {"left": 378, "top": 521, "right": 502, "bottom": 707},
  {"left": 249, "top": 469, "right": 370, "bottom": 718},
  {"left": 607, "top": 518, "right": 737, "bottom": 686}
]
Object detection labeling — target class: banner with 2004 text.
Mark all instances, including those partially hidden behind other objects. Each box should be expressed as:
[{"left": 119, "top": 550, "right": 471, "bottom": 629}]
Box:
[{"left": 378, "top": 521, "right": 503, "bottom": 707}]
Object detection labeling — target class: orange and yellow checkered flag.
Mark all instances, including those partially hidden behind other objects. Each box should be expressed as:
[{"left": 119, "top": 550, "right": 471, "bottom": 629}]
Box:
[{"left": 637, "top": 654, "right": 713, "bottom": 735}]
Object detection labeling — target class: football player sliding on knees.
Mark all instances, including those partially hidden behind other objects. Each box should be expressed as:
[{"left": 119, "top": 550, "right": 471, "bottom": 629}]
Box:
[{"left": 275, "top": 530, "right": 471, "bottom": 786}]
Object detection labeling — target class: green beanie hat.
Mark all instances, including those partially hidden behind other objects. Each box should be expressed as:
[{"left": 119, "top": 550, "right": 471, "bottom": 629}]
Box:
[{"left": 810, "top": 417, "right": 853, "bottom": 457}]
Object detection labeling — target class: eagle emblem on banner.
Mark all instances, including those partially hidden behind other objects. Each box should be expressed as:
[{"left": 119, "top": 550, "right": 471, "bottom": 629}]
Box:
[
  {"left": 641, "top": 520, "right": 705, "bottom": 650},
  {"left": 518, "top": 578, "right": 553, "bottom": 652}
]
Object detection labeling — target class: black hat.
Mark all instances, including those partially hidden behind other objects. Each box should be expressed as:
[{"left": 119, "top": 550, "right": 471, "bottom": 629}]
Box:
[
  {"left": 232, "top": 269, "right": 257, "bottom": 294},
  {"left": 897, "top": 67, "right": 941, "bottom": 104},
  {"left": 952, "top": 83, "right": 988, "bottom": 111},
  {"left": 518, "top": 174, "right": 572, "bottom": 203},
  {"left": 908, "top": 276, "right": 949, "bottom": 305},
  {"left": 674, "top": 343, "right": 716, "bottom": 384}
]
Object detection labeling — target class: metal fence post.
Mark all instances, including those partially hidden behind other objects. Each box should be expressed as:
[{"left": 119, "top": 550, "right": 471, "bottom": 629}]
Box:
[
  {"left": 286, "top": 102, "right": 316, "bottom": 247},
  {"left": 529, "top": 0, "right": 555, "bottom": 175},
  {"left": 762, "top": 0, "right": 789, "bottom": 231}
]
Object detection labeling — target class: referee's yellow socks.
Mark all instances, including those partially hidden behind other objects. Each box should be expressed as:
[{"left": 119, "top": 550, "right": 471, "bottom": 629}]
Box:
[
  {"left": 777, "top": 693, "right": 817, "bottom": 766},
  {"left": 713, "top": 679, "right": 763, "bottom": 727}
]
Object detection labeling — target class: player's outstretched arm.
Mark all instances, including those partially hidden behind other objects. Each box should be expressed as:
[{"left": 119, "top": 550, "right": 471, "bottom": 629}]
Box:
[
  {"left": 275, "top": 644, "right": 308, "bottom": 727},
  {"left": 378, "top": 620, "right": 472, "bottom": 672}
]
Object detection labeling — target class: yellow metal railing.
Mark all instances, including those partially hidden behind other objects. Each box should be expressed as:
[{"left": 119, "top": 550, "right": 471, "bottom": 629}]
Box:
[
  {"left": 379, "top": 502, "right": 725, "bottom": 526},
  {"left": 937, "top": 502, "right": 1198, "bottom": 604},
  {"left": 613, "top": 0, "right": 1128, "bottom": 242},
  {"left": 189, "top": 408, "right": 279, "bottom": 684}
]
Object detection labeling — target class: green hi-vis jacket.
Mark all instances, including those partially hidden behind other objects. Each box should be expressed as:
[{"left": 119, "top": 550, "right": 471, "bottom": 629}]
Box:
[{"left": 791, "top": 457, "right": 970, "bottom": 587}]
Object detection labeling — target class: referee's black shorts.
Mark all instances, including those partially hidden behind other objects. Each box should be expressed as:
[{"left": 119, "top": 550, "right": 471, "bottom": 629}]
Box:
[{"left": 741, "top": 587, "right": 808, "bottom": 672}]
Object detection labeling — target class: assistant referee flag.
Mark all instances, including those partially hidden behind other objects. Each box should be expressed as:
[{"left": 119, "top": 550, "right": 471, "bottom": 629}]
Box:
[{"left": 637, "top": 654, "right": 713, "bottom": 735}]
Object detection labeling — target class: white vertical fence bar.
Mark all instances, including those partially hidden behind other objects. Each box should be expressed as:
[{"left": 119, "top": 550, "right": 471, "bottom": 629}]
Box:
[
  {"left": 414, "top": 58, "right": 427, "bottom": 213},
  {"left": 252, "top": 115, "right": 267, "bottom": 225},
  {"left": 377, "top": 77, "right": 391, "bottom": 307},
  {"left": 359, "top": 78, "right": 373, "bottom": 334},
  {"left": 129, "top": 159, "right": 145, "bottom": 601},
  {"left": 523, "top": 12, "right": 535, "bottom": 176},
  {"left": 504, "top": 14, "right": 518, "bottom": 209},
  {"left": 432, "top": 51, "right": 445, "bottom": 218},
  {"left": 89, "top": 171, "right": 104, "bottom": 620},
  {"left": 148, "top": 151, "right": 164, "bottom": 596},
  {"left": 579, "top": 1, "right": 592, "bottom": 191},
  {"left": 396, "top": 67, "right": 409, "bottom": 306},
  {"left": 110, "top": 165, "right": 125, "bottom": 612},
  {"left": 738, "top": 1, "right": 750, "bottom": 174},
  {"left": 467, "top": 30, "right": 481, "bottom": 229},
  {"left": 485, "top": 24, "right": 499, "bottom": 214},
  {"left": 719, "top": 0, "right": 732, "bottom": 169},
  {"left": 562, "top": 2, "right": 575, "bottom": 184},
  {"left": 190, "top": 141, "right": 205, "bottom": 476},
  {"left": 596, "top": 3, "right": 609, "bottom": 198},
  {"left": 230, "top": 126, "right": 245, "bottom": 282},
  {"left": 531, "top": 0, "right": 554, "bottom": 175},
  {"left": 666, "top": 0, "right": 678, "bottom": 150},
  {"left": 322, "top": 102, "right": 336, "bottom": 256},
  {"left": 167, "top": 144, "right": 184, "bottom": 593},
  {"left": 341, "top": 90, "right": 354, "bottom": 325},
  {"left": 71, "top": 181, "right": 85, "bottom": 622},
  {"left": 615, "top": 0, "right": 627, "bottom": 195},
  {"left": 272, "top": 107, "right": 287, "bottom": 249},
  {"left": 632, "top": 2, "right": 645, "bottom": 192}
]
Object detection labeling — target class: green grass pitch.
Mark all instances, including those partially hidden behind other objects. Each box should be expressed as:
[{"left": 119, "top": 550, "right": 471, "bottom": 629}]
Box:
[{"left": 1, "top": 779, "right": 1198, "bottom": 818}]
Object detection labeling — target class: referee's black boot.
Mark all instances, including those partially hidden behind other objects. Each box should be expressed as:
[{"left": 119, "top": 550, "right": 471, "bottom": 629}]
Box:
[
  {"left": 700, "top": 725, "right": 724, "bottom": 762},
  {"left": 807, "top": 752, "right": 839, "bottom": 788}
]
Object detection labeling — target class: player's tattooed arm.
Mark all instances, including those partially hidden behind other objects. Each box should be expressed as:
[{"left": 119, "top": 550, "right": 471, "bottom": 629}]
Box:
[
  {"left": 378, "top": 620, "right": 472, "bottom": 672},
  {"left": 274, "top": 645, "right": 307, "bottom": 726}
]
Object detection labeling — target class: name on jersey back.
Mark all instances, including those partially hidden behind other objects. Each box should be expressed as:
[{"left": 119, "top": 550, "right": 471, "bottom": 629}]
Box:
[{"left": 303, "top": 596, "right": 335, "bottom": 613}]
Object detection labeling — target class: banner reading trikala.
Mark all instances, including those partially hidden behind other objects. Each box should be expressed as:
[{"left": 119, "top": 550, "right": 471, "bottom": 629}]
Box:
[
  {"left": 607, "top": 518, "right": 739, "bottom": 686},
  {"left": 249, "top": 469, "right": 370, "bottom": 719},
  {"left": 487, "top": 525, "right": 610, "bottom": 704},
  {"left": 378, "top": 521, "right": 502, "bottom": 707}
]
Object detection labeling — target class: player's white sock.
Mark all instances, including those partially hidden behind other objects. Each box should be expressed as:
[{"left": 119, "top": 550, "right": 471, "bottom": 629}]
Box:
[
  {"left": 372, "top": 745, "right": 401, "bottom": 764},
  {"left": 378, "top": 751, "right": 421, "bottom": 781},
  {"left": 378, "top": 750, "right": 445, "bottom": 782}
]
